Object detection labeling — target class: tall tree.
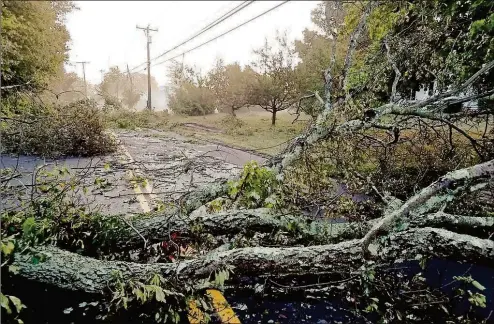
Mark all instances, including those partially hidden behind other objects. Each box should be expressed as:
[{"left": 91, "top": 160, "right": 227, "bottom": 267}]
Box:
[
  {"left": 98, "top": 68, "right": 158, "bottom": 109},
  {"left": 47, "top": 70, "right": 88, "bottom": 104},
  {"left": 249, "top": 31, "right": 299, "bottom": 125},
  {"left": 1, "top": 1, "right": 75, "bottom": 92},
  {"left": 208, "top": 59, "right": 255, "bottom": 116},
  {"left": 167, "top": 62, "right": 216, "bottom": 116}
]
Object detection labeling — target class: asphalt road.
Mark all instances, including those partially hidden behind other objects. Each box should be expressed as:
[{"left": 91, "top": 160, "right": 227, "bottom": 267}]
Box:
[{"left": 1, "top": 128, "right": 263, "bottom": 216}]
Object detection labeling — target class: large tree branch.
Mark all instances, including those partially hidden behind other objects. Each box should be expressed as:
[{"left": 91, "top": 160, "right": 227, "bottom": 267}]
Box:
[
  {"left": 267, "top": 61, "right": 494, "bottom": 173},
  {"left": 111, "top": 201, "right": 494, "bottom": 253},
  {"left": 384, "top": 38, "right": 401, "bottom": 103},
  {"left": 360, "top": 159, "right": 494, "bottom": 254},
  {"left": 341, "top": 1, "right": 374, "bottom": 92},
  {"left": 13, "top": 228, "right": 494, "bottom": 294}
]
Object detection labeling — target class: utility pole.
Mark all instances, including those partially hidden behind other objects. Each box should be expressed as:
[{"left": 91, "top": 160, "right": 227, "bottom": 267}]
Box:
[
  {"left": 75, "top": 61, "right": 90, "bottom": 98},
  {"left": 126, "top": 63, "right": 133, "bottom": 93},
  {"left": 136, "top": 24, "right": 158, "bottom": 110}
]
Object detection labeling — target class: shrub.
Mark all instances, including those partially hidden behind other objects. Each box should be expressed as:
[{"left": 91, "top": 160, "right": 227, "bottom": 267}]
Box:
[
  {"left": 1, "top": 99, "right": 117, "bottom": 158},
  {"left": 105, "top": 109, "right": 169, "bottom": 130}
]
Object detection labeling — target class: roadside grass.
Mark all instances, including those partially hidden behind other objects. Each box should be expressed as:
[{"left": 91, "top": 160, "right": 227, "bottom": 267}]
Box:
[
  {"left": 107, "top": 108, "right": 311, "bottom": 156},
  {"left": 169, "top": 111, "right": 310, "bottom": 155}
]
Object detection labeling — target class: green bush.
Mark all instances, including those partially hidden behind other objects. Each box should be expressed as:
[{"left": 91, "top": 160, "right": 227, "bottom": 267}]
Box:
[
  {"left": 106, "top": 109, "right": 169, "bottom": 130},
  {"left": 1, "top": 99, "right": 117, "bottom": 158}
]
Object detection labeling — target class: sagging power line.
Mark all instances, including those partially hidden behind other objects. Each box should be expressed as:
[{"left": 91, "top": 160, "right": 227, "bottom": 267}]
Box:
[{"left": 151, "top": 1, "right": 254, "bottom": 63}]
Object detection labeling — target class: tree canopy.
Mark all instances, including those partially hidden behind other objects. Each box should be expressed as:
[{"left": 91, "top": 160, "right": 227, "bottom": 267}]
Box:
[{"left": 1, "top": 1, "right": 75, "bottom": 92}]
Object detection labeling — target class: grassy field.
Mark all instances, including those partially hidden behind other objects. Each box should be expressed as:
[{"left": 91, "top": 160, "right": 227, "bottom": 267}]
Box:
[{"left": 107, "top": 107, "right": 311, "bottom": 156}]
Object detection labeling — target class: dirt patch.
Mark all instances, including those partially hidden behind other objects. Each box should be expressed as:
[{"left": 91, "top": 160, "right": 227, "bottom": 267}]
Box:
[{"left": 181, "top": 122, "right": 224, "bottom": 134}]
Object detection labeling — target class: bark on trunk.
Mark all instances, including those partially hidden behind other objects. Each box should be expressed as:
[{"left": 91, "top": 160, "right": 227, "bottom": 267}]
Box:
[
  {"left": 271, "top": 107, "right": 277, "bottom": 126},
  {"left": 13, "top": 228, "right": 494, "bottom": 295},
  {"left": 116, "top": 208, "right": 350, "bottom": 251},
  {"left": 113, "top": 206, "right": 494, "bottom": 252}
]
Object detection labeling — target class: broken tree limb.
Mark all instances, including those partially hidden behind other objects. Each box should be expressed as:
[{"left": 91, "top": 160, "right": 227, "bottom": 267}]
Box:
[
  {"left": 409, "top": 212, "right": 494, "bottom": 238},
  {"left": 328, "top": 212, "right": 494, "bottom": 243},
  {"left": 360, "top": 159, "right": 494, "bottom": 254},
  {"left": 115, "top": 198, "right": 493, "bottom": 253},
  {"left": 341, "top": 1, "right": 374, "bottom": 92},
  {"left": 118, "top": 208, "right": 349, "bottom": 251},
  {"left": 180, "top": 180, "right": 230, "bottom": 214},
  {"left": 12, "top": 228, "right": 494, "bottom": 295},
  {"left": 267, "top": 60, "right": 494, "bottom": 174}
]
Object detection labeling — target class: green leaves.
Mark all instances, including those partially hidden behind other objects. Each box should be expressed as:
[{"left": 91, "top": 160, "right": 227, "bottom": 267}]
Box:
[
  {"left": 453, "top": 275, "right": 487, "bottom": 308},
  {"left": 1, "top": 1, "right": 74, "bottom": 91},
  {"left": 154, "top": 288, "right": 166, "bottom": 303},
  {"left": 8, "top": 296, "right": 24, "bottom": 314},
  {"left": 1, "top": 293, "right": 11, "bottom": 314},
  {"left": 21, "top": 217, "right": 36, "bottom": 238},
  {"left": 471, "top": 280, "right": 486, "bottom": 291},
  {"left": 228, "top": 161, "right": 281, "bottom": 209},
  {"left": 108, "top": 271, "right": 191, "bottom": 323},
  {"left": 1, "top": 240, "right": 15, "bottom": 256},
  {"left": 468, "top": 292, "right": 487, "bottom": 308},
  {"left": 213, "top": 269, "right": 230, "bottom": 288},
  {"left": 0, "top": 293, "right": 25, "bottom": 315}
]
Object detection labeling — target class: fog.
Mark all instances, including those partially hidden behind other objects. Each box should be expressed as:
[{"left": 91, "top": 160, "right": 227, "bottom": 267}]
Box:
[{"left": 134, "top": 87, "right": 169, "bottom": 111}]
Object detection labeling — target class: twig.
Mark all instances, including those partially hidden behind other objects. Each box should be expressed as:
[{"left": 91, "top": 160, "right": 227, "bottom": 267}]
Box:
[
  {"left": 268, "top": 275, "right": 359, "bottom": 290},
  {"left": 118, "top": 215, "right": 148, "bottom": 249}
]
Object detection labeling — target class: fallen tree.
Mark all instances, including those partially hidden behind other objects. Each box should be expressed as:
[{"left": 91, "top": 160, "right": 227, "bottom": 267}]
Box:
[
  {"left": 12, "top": 227, "right": 494, "bottom": 295},
  {"left": 3, "top": 2, "right": 494, "bottom": 323}
]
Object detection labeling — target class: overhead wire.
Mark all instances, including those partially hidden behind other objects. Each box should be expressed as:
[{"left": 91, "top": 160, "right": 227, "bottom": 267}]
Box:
[
  {"left": 151, "top": 0, "right": 290, "bottom": 67},
  {"left": 151, "top": 1, "right": 254, "bottom": 62},
  {"left": 128, "top": 1, "right": 254, "bottom": 73}
]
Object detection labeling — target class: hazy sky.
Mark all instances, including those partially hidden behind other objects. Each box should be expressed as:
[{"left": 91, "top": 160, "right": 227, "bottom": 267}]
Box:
[{"left": 65, "top": 1, "right": 319, "bottom": 87}]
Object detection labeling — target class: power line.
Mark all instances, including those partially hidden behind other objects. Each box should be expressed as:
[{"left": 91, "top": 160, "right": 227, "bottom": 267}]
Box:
[
  {"left": 151, "top": 1, "right": 254, "bottom": 63},
  {"left": 129, "top": 1, "right": 255, "bottom": 73},
  {"left": 152, "top": 0, "right": 290, "bottom": 67},
  {"left": 189, "top": 1, "right": 238, "bottom": 31}
]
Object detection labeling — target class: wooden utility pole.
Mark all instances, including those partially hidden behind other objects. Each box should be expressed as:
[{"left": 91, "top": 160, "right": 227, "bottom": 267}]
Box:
[
  {"left": 126, "top": 63, "right": 133, "bottom": 93},
  {"left": 75, "top": 61, "right": 90, "bottom": 98},
  {"left": 136, "top": 24, "right": 158, "bottom": 110}
]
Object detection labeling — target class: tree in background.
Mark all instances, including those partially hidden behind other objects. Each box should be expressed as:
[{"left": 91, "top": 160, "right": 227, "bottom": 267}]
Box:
[
  {"left": 207, "top": 59, "right": 255, "bottom": 116},
  {"left": 167, "top": 62, "right": 216, "bottom": 116},
  {"left": 1, "top": 1, "right": 75, "bottom": 92},
  {"left": 294, "top": 1, "right": 349, "bottom": 116},
  {"left": 248, "top": 31, "right": 299, "bottom": 125},
  {"left": 47, "top": 69, "right": 88, "bottom": 104},
  {"left": 98, "top": 67, "right": 159, "bottom": 110}
]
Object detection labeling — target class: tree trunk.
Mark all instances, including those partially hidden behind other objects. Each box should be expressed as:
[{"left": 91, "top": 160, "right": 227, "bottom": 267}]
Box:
[
  {"left": 124, "top": 209, "right": 493, "bottom": 250},
  {"left": 117, "top": 208, "right": 351, "bottom": 251},
  {"left": 12, "top": 228, "right": 494, "bottom": 295},
  {"left": 271, "top": 106, "right": 277, "bottom": 125},
  {"left": 231, "top": 105, "right": 236, "bottom": 117}
]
